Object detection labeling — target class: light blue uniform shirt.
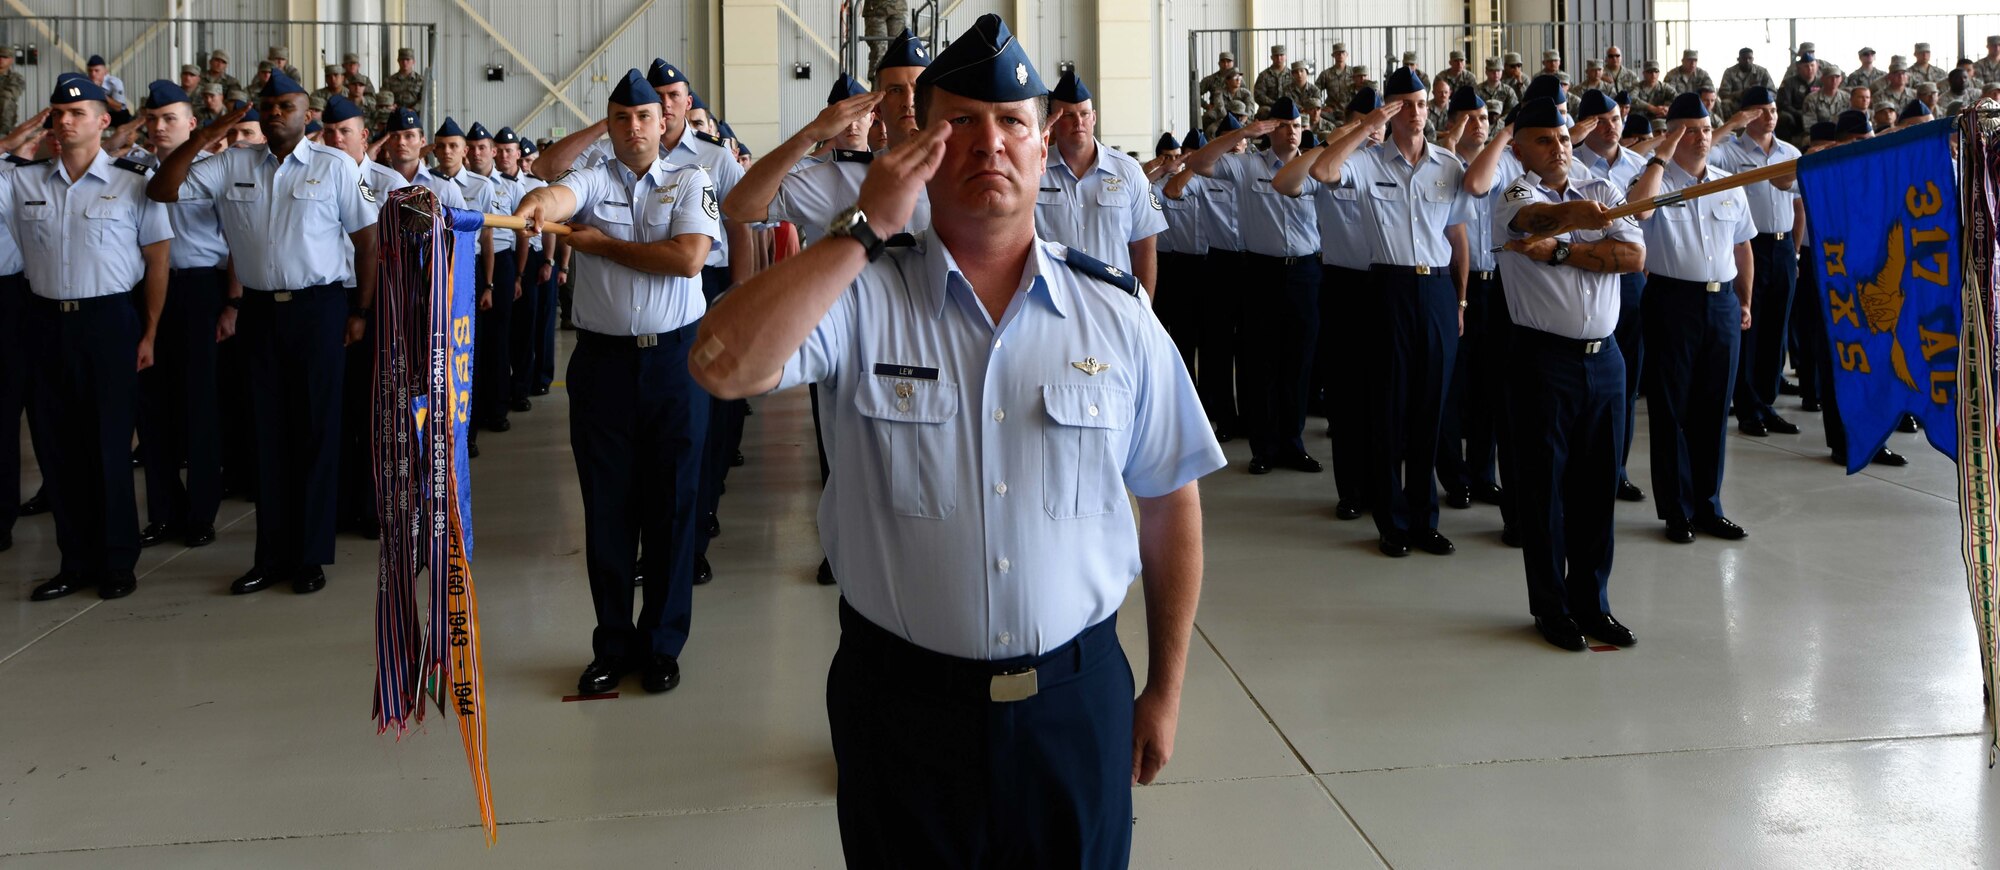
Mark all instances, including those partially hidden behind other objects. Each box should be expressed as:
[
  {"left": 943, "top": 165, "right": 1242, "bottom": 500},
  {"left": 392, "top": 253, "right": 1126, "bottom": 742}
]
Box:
[
  {"left": 1338, "top": 141, "right": 1471, "bottom": 267},
  {"left": 0, "top": 156, "right": 37, "bottom": 275},
  {"left": 177, "top": 141, "right": 374, "bottom": 290},
  {"left": 1215, "top": 150, "right": 1319, "bottom": 258},
  {"left": 1312, "top": 175, "right": 1373, "bottom": 270},
  {"left": 3, "top": 149, "right": 172, "bottom": 299},
  {"left": 1191, "top": 171, "right": 1242, "bottom": 253},
  {"left": 1034, "top": 141, "right": 1168, "bottom": 270},
  {"left": 437, "top": 168, "right": 496, "bottom": 237},
  {"left": 1707, "top": 134, "right": 1800, "bottom": 234},
  {"left": 1492, "top": 171, "right": 1645, "bottom": 339},
  {"left": 142, "top": 150, "right": 229, "bottom": 271},
  {"left": 1155, "top": 176, "right": 1208, "bottom": 255},
  {"left": 405, "top": 164, "right": 466, "bottom": 211},
  {"left": 556, "top": 156, "right": 719, "bottom": 336},
  {"left": 768, "top": 150, "right": 931, "bottom": 244},
  {"left": 1639, "top": 161, "right": 1758, "bottom": 282},
  {"left": 1576, "top": 142, "right": 1649, "bottom": 192},
  {"left": 775, "top": 234, "right": 1226, "bottom": 660},
  {"left": 501, "top": 173, "right": 548, "bottom": 252},
  {"left": 482, "top": 169, "right": 525, "bottom": 253},
  {"left": 343, "top": 159, "right": 409, "bottom": 289}
]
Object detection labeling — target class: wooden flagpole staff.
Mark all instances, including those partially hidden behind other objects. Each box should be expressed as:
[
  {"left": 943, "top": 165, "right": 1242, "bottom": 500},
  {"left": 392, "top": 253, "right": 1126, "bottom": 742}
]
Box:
[
  {"left": 483, "top": 214, "right": 575, "bottom": 236},
  {"left": 1501, "top": 158, "right": 1800, "bottom": 250}
]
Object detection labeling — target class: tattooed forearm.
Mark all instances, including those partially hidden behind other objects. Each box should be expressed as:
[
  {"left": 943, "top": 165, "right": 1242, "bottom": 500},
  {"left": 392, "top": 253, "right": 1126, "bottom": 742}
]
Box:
[{"left": 1566, "top": 240, "right": 1643, "bottom": 274}]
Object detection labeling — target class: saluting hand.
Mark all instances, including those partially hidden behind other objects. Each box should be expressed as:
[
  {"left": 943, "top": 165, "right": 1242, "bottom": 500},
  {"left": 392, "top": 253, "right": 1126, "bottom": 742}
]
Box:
[
  {"left": 1649, "top": 125, "right": 1688, "bottom": 165},
  {"left": 855, "top": 119, "right": 950, "bottom": 237},
  {"left": 1240, "top": 119, "right": 1281, "bottom": 139},
  {"left": 201, "top": 102, "right": 253, "bottom": 147},
  {"left": 803, "top": 92, "right": 885, "bottom": 144}
]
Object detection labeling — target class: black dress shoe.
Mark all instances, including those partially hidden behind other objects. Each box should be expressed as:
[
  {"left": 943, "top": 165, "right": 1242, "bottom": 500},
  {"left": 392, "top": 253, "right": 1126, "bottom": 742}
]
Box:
[
  {"left": 486, "top": 417, "right": 512, "bottom": 433},
  {"left": 467, "top": 440, "right": 480, "bottom": 459},
  {"left": 292, "top": 567, "right": 327, "bottom": 594},
  {"left": 577, "top": 658, "right": 629, "bottom": 694},
  {"left": 1282, "top": 453, "right": 1323, "bottom": 473},
  {"left": 1413, "top": 529, "right": 1455, "bottom": 555},
  {"left": 183, "top": 525, "right": 217, "bottom": 547},
  {"left": 1378, "top": 535, "right": 1410, "bottom": 558},
  {"left": 230, "top": 568, "right": 283, "bottom": 595},
  {"left": 703, "top": 513, "right": 720, "bottom": 538},
  {"left": 1444, "top": 490, "right": 1472, "bottom": 510},
  {"left": 816, "top": 558, "right": 837, "bottom": 586},
  {"left": 97, "top": 573, "right": 137, "bottom": 600},
  {"left": 131, "top": 448, "right": 143, "bottom": 468},
  {"left": 1898, "top": 414, "right": 1920, "bottom": 433},
  {"left": 1873, "top": 447, "right": 1909, "bottom": 467},
  {"left": 20, "top": 493, "right": 49, "bottom": 516},
  {"left": 1800, "top": 398, "right": 1821, "bottom": 412},
  {"left": 30, "top": 572, "right": 87, "bottom": 601},
  {"left": 731, "top": 451, "right": 746, "bottom": 467},
  {"left": 532, "top": 385, "right": 551, "bottom": 396},
  {"left": 1535, "top": 616, "right": 1587, "bottom": 651},
  {"left": 693, "top": 556, "right": 713, "bottom": 586},
  {"left": 1501, "top": 526, "right": 1521, "bottom": 548},
  {"left": 138, "top": 522, "right": 180, "bottom": 548},
  {"left": 1778, "top": 378, "right": 1800, "bottom": 396},
  {"left": 1764, "top": 416, "right": 1801, "bottom": 435},
  {"left": 1334, "top": 500, "right": 1365, "bottom": 521},
  {"left": 1471, "top": 483, "right": 1505, "bottom": 505},
  {"left": 1216, "top": 431, "right": 1234, "bottom": 443},
  {"left": 0, "top": 531, "right": 10, "bottom": 552},
  {"left": 511, "top": 398, "right": 532, "bottom": 413},
  {"left": 1693, "top": 515, "right": 1748, "bottom": 540},
  {"left": 640, "top": 654, "right": 681, "bottom": 694},
  {"left": 1738, "top": 419, "right": 1768, "bottom": 437},
  {"left": 1665, "top": 522, "right": 1695, "bottom": 544},
  {"left": 1617, "top": 480, "right": 1646, "bottom": 502},
  {"left": 1576, "top": 613, "right": 1637, "bottom": 646},
  {"left": 1247, "top": 458, "right": 1273, "bottom": 475}
]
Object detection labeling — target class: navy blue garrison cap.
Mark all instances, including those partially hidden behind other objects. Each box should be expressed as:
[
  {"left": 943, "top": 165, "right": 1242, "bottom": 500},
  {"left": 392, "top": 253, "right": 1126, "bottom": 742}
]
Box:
[
  {"left": 1738, "top": 86, "right": 1775, "bottom": 108},
  {"left": 1447, "top": 86, "right": 1484, "bottom": 113},
  {"left": 1576, "top": 90, "right": 1617, "bottom": 119},
  {"left": 494, "top": 126, "right": 520, "bottom": 145},
  {"left": 1622, "top": 113, "right": 1652, "bottom": 139},
  {"left": 320, "top": 95, "right": 363, "bottom": 125},
  {"left": 688, "top": 89, "right": 709, "bottom": 112},
  {"left": 1522, "top": 74, "right": 1567, "bottom": 107},
  {"left": 260, "top": 69, "right": 306, "bottom": 98},
  {"left": 521, "top": 138, "right": 538, "bottom": 155},
  {"left": 465, "top": 121, "right": 491, "bottom": 141},
  {"left": 916, "top": 14, "right": 1048, "bottom": 103},
  {"left": 1514, "top": 96, "right": 1564, "bottom": 129},
  {"left": 611, "top": 68, "right": 661, "bottom": 106},
  {"left": 1347, "top": 86, "right": 1380, "bottom": 114},
  {"left": 1052, "top": 69, "right": 1091, "bottom": 103},
  {"left": 827, "top": 72, "right": 866, "bottom": 104},
  {"left": 434, "top": 116, "right": 464, "bottom": 138},
  {"left": 1613, "top": 90, "right": 1630, "bottom": 106},
  {"left": 878, "top": 28, "right": 932, "bottom": 71},
  {"left": 144, "top": 79, "right": 190, "bottom": 108},
  {"left": 86, "top": 54, "right": 105, "bottom": 67},
  {"left": 1666, "top": 91, "right": 1709, "bottom": 120},
  {"left": 1836, "top": 109, "right": 1871, "bottom": 136},
  {"left": 305, "top": 120, "right": 321, "bottom": 134},
  {"left": 1266, "top": 96, "right": 1301, "bottom": 120},
  {"left": 1155, "top": 132, "right": 1179, "bottom": 154},
  {"left": 1809, "top": 120, "right": 1838, "bottom": 141},
  {"left": 1899, "top": 99, "right": 1932, "bottom": 121},
  {"left": 384, "top": 107, "right": 423, "bottom": 132},
  {"left": 1181, "top": 129, "right": 1207, "bottom": 149},
  {"left": 646, "top": 58, "right": 687, "bottom": 89},
  {"left": 1301, "top": 129, "right": 1320, "bottom": 149},
  {"left": 50, "top": 76, "right": 107, "bottom": 104},
  {"left": 238, "top": 104, "right": 260, "bottom": 123},
  {"left": 1383, "top": 66, "right": 1425, "bottom": 97},
  {"left": 1218, "top": 112, "right": 1244, "bottom": 131}
]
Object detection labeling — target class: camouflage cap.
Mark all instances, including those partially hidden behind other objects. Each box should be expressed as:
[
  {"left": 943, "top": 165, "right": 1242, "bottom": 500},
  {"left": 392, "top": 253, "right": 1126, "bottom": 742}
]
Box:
[
  {"left": 180, "top": 63, "right": 201, "bottom": 77},
  {"left": 397, "top": 47, "right": 415, "bottom": 61},
  {"left": 268, "top": 45, "right": 289, "bottom": 60},
  {"left": 199, "top": 82, "right": 223, "bottom": 96},
  {"left": 325, "top": 64, "right": 342, "bottom": 77},
  {"left": 343, "top": 52, "right": 361, "bottom": 64},
  {"left": 209, "top": 49, "right": 229, "bottom": 63},
  {"left": 1502, "top": 52, "right": 1521, "bottom": 65},
  {"left": 308, "top": 93, "right": 326, "bottom": 110}
]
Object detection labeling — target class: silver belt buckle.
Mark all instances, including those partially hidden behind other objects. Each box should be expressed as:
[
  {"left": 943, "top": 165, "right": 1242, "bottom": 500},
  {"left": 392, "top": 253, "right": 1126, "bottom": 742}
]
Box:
[
  {"left": 273, "top": 291, "right": 294, "bottom": 302},
  {"left": 1773, "top": 232, "right": 1786, "bottom": 241},
  {"left": 1583, "top": 339, "right": 1603, "bottom": 354},
  {"left": 635, "top": 334, "right": 659, "bottom": 348},
  {"left": 1704, "top": 282, "right": 1721, "bottom": 293},
  {"left": 990, "top": 667, "right": 1038, "bottom": 702},
  {"left": 57, "top": 300, "right": 79, "bottom": 312},
  {"left": 1414, "top": 265, "right": 1432, "bottom": 275}
]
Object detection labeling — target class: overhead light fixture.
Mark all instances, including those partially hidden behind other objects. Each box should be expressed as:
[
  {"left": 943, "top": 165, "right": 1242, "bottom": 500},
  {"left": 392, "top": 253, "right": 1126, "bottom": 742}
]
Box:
[
  {"left": 485, "top": 64, "right": 504, "bottom": 82},
  {"left": 793, "top": 61, "right": 812, "bottom": 80}
]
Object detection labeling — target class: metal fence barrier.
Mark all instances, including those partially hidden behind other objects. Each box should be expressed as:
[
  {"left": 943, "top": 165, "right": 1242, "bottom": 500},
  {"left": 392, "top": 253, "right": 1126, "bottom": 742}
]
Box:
[
  {"left": 1190, "top": 14, "right": 2000, "bottom": 129},
  {"left": 0, "top": 16, "right": 436, "bottom": 122}
]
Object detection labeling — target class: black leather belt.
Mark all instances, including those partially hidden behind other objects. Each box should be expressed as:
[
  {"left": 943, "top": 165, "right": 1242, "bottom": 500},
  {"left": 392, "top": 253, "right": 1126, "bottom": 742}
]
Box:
[
  {"left": 242, "top": 283, "right": 344, "bottom": 302},
  {"left": 1516, "top": 326, "right": 1613, "bottom": 355},
  {"left": 1654, "top": 276, "right": 1725, "bottom": 293},
  {"left": 1249, "top": 253, "right": 1312, "bottom": 266},
  {"left": 1371, "top": 263, "right": 1447, "bottom": 275},
  {"left": 31, "top": 291, "right": 131, "bottom": 312},
  {"left": 575, "top": 322, "right": 698, "bottom": 350},
  {"left": 836, "top": 597, "right": 1117, "bottom": 704}
]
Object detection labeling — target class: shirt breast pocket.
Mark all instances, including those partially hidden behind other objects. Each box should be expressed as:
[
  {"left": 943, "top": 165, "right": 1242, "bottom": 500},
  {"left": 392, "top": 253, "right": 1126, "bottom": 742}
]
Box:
[
  {"left": 14, "top": 202, "right": 53, "bottom": 246},
  {"left": 593, "top": 202, "right": 635, "bottom": 239},
  {"left": 1036, "top": 188, "right": 1067, "bottom": 207},
  {"left": 289, "top": 181, "right": 333, "bottom": 218},
  {"left": 83, "top": 199, "right": 134, "bottom": 247},
  {"left": 224, "top": 184, "right": 262, "bottom": 205},
  {"left": 1417, "top": 179, "right": 1456, "bottom": 220},
  {"left": 1095, "top": 186, "right": 1129, "bottom": 208},
  {"left": 1659, "top": 202, "right": 1695, "bottom": 222},
  {"left": 1332, "top": 185, "right": 1360, "bottom": 202},
  {"left": 1041, "top": 383, "right": 1131, "bottom": 520},
  {"left": 854, "top": 377, "right": 960, "bottom": 519}
]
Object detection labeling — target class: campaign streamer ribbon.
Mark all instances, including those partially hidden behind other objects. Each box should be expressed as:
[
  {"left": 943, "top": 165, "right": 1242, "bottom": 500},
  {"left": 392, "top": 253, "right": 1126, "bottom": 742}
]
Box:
[
  {"left": 1958, "top": 106, "right": 2000, "bottom": 765},
  {"left": 372, "top": 186, "right": 496, "bottom": 842}
]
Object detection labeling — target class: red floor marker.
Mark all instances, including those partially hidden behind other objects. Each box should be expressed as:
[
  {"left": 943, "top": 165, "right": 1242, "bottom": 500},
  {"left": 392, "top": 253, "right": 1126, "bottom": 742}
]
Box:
[
  {"left": 562, "top": 692, "right": 621, "bottom": 702},
  {"left": 1588, "top": 645, "right": 1619, "bottom": 652}
]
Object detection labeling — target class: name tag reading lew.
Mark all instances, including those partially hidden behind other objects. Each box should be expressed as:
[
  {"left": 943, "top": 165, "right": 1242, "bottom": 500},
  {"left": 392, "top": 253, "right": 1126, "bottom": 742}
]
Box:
[{"left": 872, "top": 363, "right": 939, "bottom": 380}]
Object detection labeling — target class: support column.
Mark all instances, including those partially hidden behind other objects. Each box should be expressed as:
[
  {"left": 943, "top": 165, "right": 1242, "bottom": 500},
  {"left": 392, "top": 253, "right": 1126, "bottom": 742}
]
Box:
[
  {"left": 721, "top": 0, "right": 781, "bottom": 153},
  {"left": 1094, "top": 0, "right": 1152, "bottom": 154}
]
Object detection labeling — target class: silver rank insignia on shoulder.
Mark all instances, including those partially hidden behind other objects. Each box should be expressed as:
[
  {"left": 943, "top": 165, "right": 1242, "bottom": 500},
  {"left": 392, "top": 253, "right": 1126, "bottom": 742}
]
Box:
[
  {"left": 894, "top": 381, "right": 914, "bottom": 412},
  {"left": 1071, "top": 357, "right": 1110, "bottom": 376}
]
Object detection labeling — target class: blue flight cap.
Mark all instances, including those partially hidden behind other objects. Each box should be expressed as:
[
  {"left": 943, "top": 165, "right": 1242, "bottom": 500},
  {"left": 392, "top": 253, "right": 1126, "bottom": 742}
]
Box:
[
  {"left": 1809, "top": 121, "right": 1838, "bottom": 141},
  {"left": 1576, "top": 90, "right": 1617, "bottom": 119},
  {"left": 1522, "top": 74, "right": 1567, "bottom": 106},
  {"left": 1266, "top": 96, "right": 1301, "bottom": 120},
  {"left": 50, "top": 76, "right": 108, "bottom": 105},
  {"left": 1181, "top": 129, "right": 1207, "bottom": 150},
  {"left": 1301, "top": 129, "right": 1320, "bottom": 149},
  {"left": 1346, "top": 86, "right": 1380, "bottom": 114},
  {"left": 86, "top": 54, "right": 105, "bottom": 67},
  {"left": 239, "top": 105, "right": 260, "bottom": 123},
  {"left": 1739, "top": 86, "right": 1775, "bottom": 107},
  {"left": 1835, "top": 109, "right": 1871, "bottom": 136},
  {"left": 1514, "top": 96, "right": 1564, "bottom": 129},
  {"left": 466, "top": 121, "right": 491, "bottom": 141},
  {"left": 916, "top": 14, "right": 1049, "bottom": 103},
  {"left": 688, "top": 90, "right": 709, "bottom": 112},
  {"left": 305, "top": 120, "right": 321, "bottom": 134},
  {"left": 827, "top": 72, "right": 866, "bottom": 104},
  {"left": 1621, "top": 113, "right": 1652, "bottom": 139},
  {"left": 718, "top": 120, "right": 738, "bottom": 141},
  {"left": 1666, "top": 91, "right": 1709, "bottom": 120},
  {"left": 494, "top": 126, "right": 520, "bottom": 144},
  {"left": 1447, "top": 86, "right": 1484, "bottom": 113},
  {"left": 878, "top": 28, "right": 932, "bottom": 71},
  {"left": 260, "top": 69, "right": 307, "bottom": 98},
  {"left": 434, "top": 116, "right": 464, "bottom": 138},
  {"left": 1383, "top": 66, "right": 1425, "bottom": 97},
  {"left": 1155, "top": 131, "right": 1179, "bottom": 154},
  {"left": 145, "top": 79, "right": 190, "bottom": 108},
  {"left": 646, "top": 58, "right": 687, "bottom": 89},
  {"left": 1898, "top": 99, "right": 1932, "bottom": 121},
  {"left": 521, "top": 139, "right": 538, "bottom": 155},
  {"left": 1218, "top": 112, "right": 1244, "bottom": 131},
  {"left": 610, "top": 68, "right": 661, "bottom": 106},
  {"left": 384, "top": 108, "right": 423, "bottom": 132},
  {"left": 1052, "top": 69, "right": 1092, "bottom": 103},
  {"left": 321, "top": 95, "right": 363, "bottom": 125}
]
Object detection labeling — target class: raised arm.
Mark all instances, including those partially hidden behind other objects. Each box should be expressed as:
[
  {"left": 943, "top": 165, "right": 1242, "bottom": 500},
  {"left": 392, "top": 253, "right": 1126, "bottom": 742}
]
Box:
[
  {"left": 1461, "top": 120, "right": 1514, "bottom": 196},
  {"left": 723, "top": 92, "right": 883, "bottom": 224},
  {"left": 1271, "top": 145, "right": 1324, "bottom": 196},
  {"left": 1307, "top": 110, "right": 1389, "bottom": 185},
  {"left": 1180, "top": 120, "right": 1275, "bottom": 180},
  {"left": 1623, "top": 126, "right": 1684, "bottom": 221},
  {"left": 527, "top": 118, "right": 608, "bottom": 181},
  {"left": 146, "top": 102, "right": 246, "bottom": 202}
]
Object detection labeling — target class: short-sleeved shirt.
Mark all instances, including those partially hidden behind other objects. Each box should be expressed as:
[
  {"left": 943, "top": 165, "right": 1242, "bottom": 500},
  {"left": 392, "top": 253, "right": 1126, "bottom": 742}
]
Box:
[
  {"left": 1707, "top": 134, "right": 1801, "bottom": 234},
  {"left": 502, "top": 172, "right": 549, "bottom": 251},
  {"left": 159, "top": 150, "right": 230, "bottom": 271},
  {"left": 1214, "top": 150, "right": 1319, "bottom": 258},
  {"left": 405, "top": 164, "right": 466, "bottom": 211},
  {"left": 2, "top": 149, "right": 172, "bottom": 299},
  {"left": 555, "top": 156, "right": 720, "bottom": 336},
  {"left": 774, "top": 234, "right": 1226, "bottom": 660},
  {"left": 0, "top": 154, "right": 31, "bottom": 274},
  {"left": 1034, "top": 142, "right": 1167, "bottom": 272},
  {"left": 342, "top": 159, "right": 409, "bottom": 288},
  {"left": 1638, "top": 161, "right": 1758, "bottom": 282},
  {"left": 177, "top": 141, "right": 373, "bottom": 290},
  {"left": 1187, "top": 171, "right": 1242, "bottom": 252},
  {"left": 437, "top": 168, "right": 496, "bottom": 243},
  {"left": 1493, "top": 171, "right": 1644, "bottom": 339},
  {"left": 1576, "top": 142, "right": 1648, "bottom": 192},
  {"left": 1338, "top": 140, "right": 1471, "bottom": 267},
  {"left": 584, "top": 132, "right": 746, "bottom": 270},
  {"left": 1664, "top": 66, "right": 1713, "bottom": 95},
  {"left": 1155, "top": 175, "right": 1208, "bottom": 256},
  {"left": 769, "top": 150, "right": 931, "bottom": 244},
  {"left": 1313, "top": 173, "right": 1373, "bottom": 271},
  {"left": 481, "top": 169, "right": 526, "bottom": 253}
]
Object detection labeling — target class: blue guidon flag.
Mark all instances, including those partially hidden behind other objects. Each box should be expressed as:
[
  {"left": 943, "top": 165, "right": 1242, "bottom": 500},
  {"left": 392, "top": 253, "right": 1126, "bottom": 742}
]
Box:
[{"left": 1800, "top": 118, "right": 1963, "bottom": 471}]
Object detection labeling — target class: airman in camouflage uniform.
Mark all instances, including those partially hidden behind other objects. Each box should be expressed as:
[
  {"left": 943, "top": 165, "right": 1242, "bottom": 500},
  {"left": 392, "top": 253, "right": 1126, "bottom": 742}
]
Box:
[
  {"left": 1871, "top": 62, "right": 1914, "bottom": 112},
  {"left": 1717, "top": 47, "right": 1773, "bottom": 115},
  {"left": 1499, "top": 52, "right": 1529, "bottom": 100},
  {"left": 1328, "top": 65, "right": 1371, "bottom": 123},
  {"left": 1206, "top": 70, "right": 1254, "bottom": 126},
  {"left": 1576, "top": 59, "right": 1615, "bottom": 96},
  {"left": 313, "top": 65, "right": 347, "bottom": 106},
  {"left": 1436, "top": 51, "right": 1476, "bottom": 93},
  {"left": 385, "top": 48, "right": 425, "bottom": 109},
  {"left": 1846, "top": 48, "right": 1884, "bottom": 95},
  {"left": 1906, "top": 42, "right": 1948, "bottom": 86},
  {"left": 1629, "top": 60, "right": 1679, "bottom": 118},
  {"left": 199, "top": 50, "right": 241, "bottom": 100},
  {"left": 342, "top": 53, "right": 376, "bottom": 95},
  {"left": 0, "top": 46, "right": 23, "bottom": 130},
  {"left": 861, "top": 0, "right": 909, "bottom": 74},
  {"left": 1198, "top": 51, "right": 1238, "bottom": 100},
  {"left": 1314, "top": 43, "right": 1351, "bottom": 99},
  {"left": 1801, "top": 70, "right": 1848, "bottom": 134},
  {"left": 1975, "top": 36, "right": 2000, "bottom": 89},
  {"left": 193, "top": 82, "right": 225, "bottom": 126},
  {"left": 1795, "top": 42, "right": 1841, "bottom": 79},
  {"left": 265, "top": 46, "right": 302, "bottom": 85},
  {"left": 1473, "top": 57, "right": 1516, "bottom": 117},
  {"left": 369, "top": 90, "right": 399, "bottom": 131},
  {"left": 1253, "top": 45, "right": 1289, "bottom": 116},
  {"left": 1280, "top": 61, "right": 1320, "bottom": 111},
  {"left": 1601, "top": 46, "right": 1640, "bottom": 93},
  {"left": 1664, "top": 49, "right": 1712, "bottom": 96}
]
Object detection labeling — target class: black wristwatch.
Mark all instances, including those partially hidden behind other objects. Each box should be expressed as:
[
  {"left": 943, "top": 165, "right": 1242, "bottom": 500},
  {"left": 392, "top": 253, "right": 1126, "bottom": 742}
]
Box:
[
  {"left": 1646, "top": 156, "right": 1667, "bottom": 169},
  {"left": 349, "top": 306, "right": 371, "bottom": 318},
  {"left": 221, "top": 296, "right": 242, "bottom": 310},
  {"left": 828, "top": 206, "right": 886, "bottom": 262},
  {"left": 1547, "top": 239, "right": 1572, "bottom": 267}
]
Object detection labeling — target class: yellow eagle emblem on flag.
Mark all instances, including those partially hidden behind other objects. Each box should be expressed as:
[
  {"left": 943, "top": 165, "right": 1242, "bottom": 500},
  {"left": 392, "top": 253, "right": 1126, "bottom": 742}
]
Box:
[{"left": 1860, "top": 222, "right": 1920, "bottom": 391}]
